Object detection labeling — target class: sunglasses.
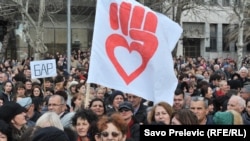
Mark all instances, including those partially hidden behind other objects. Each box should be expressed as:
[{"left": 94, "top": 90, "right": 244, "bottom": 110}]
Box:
[
  {"left": 119, "top": 108, "right": 130, "bottom": 112},
  {"left": 100, "top": 131, "right": 120, "bottom": 137}
]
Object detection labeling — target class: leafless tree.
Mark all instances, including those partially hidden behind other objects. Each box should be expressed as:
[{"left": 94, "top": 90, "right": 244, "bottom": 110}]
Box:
[
  {"left": 143, "top": 0, "right": 225, "bottom": 56},
  {"left": 0, "top": 0, "right": 95, "bottom": 60},
  {"left": 224, "top": 0, "right": 250, "bottom": 69}
]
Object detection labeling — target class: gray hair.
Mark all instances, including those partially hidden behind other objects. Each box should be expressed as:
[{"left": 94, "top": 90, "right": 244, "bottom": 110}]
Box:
[
  {"left": 36, "top": 111, "right": 64, "bottom": 130},
  {"left": 190, "top": 96, "right": 208, "bottom": 109}
]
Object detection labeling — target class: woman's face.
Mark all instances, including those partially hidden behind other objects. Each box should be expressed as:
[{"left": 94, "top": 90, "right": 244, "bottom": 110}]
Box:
[
  {"left": 90, "top": 101, "right": 105, "bottom": 116},
  {"left": 98, "top": 123, "right": 126, "bottom": 141},
  {"left": 205, "top": 87, "right": 213, "bottom": 99},
  {"left": 75, "top": 118, "right": 90, "bottom": 137},
  {"left": 4, "top": 82, "right": 12, "bottom": 93},
  {"left": 12, "top": 112, "right": 27, "bottom": 129},
  {"left": 0, "top": 132, "right": 7, "bottom": 141},
  {"left": 171, "top": 116, "right": 182, "bottom": 125},
  {"left": 79, "top": 85, "right": 86, "bottom": 94},
  {"left": 70, "top": 86, "right": 77, "bottom": 93},
  {"left": 112, "top": 95, "right": 124, "bottom": 109},
  {"left": 154, "top": 106, "right": 171, "bottom": 125},
  {"left": 74, "top": 95, "right": 84, "bottom": 109},
  {"left": 33, "top": 88, "right": 41, "bottom": 97}
]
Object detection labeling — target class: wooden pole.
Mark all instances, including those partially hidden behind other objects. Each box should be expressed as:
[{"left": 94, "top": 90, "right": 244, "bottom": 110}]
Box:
[{"left": 84, "top": 83, "right": 90, "bottom": 109}]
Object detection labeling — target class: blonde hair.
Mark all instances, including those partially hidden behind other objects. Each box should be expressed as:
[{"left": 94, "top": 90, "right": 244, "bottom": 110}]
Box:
[
  {"left": 228, "top": 110, "right": 243, "bottom": 125},
  {"left": 36, "top": 111, "right": 64, "bottom": 130}
]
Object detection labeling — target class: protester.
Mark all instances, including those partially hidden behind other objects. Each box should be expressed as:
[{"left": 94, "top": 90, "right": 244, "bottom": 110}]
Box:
[
  {"left": 213, "top": 110, "right": 243, "bottom": 125},
  {"left": 0, "top": 119, "right": 11, "bottom": 141},
  {"left": 147, "top": 101, "right": 174, "bottom": 125},
  {"left": 118, "top": 101, "right": 140, "bottom": 141},
  {"left": 172, "top": 88, "right": 185, "bottom": 111},
  {"left": 106, "top": 90, "right": 125, "bottom": 115},
  {"left": 95, "top": 113, "right": 127, "bottom": 141},
  {"left": 31, "top": 126, "right": 70, "bottom": 141},
  {"left": 0, "top": 101, "right": 28, "bottom": 141},
  {"left": 89, "top": 98, "right": 107, "bottom": 118},
  {"left": 127, "top": 93, "right": 148, "bottom": 125},
  {"left": 189, "top": 96, "right": 214, "bottom": 125},
  {"left": 171, "top": 109, "right": 199, "bottom": 125},
  {"left": 71, "top": 109, "right": 99, "bottom": 141},
  {"left": 47, "top": 94, "right": 75, "bottom": 127},
  {"left": 71, "top": 92, "right": 85, "bottom": 112},
  {"left": 35, "top": 111, "right": 64, "bottom": 131}
]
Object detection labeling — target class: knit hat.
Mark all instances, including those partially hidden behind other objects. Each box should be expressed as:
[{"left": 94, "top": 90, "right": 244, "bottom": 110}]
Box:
[
  {"left": 109, "top": 90, "right": 125, "bottom": 104},
  {"left": 213, "top": 111, "right": 234, "bottom": 125},
  {"left": 32, "top": 126, "right": 70, "bottom": 141},
  {"left": 67, "top": 80, "right": 79, "bottom": 90},
  {"left": 118, "top": 101, "right": 134, "bottom": 113},
  {"left": 0, "top": 101, "right": 26, "bottom": 123}
]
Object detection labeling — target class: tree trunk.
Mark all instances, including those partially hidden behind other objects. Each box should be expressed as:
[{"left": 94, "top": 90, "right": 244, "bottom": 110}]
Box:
[{"left": 236, "top": 0, "right": 246, "bottom": 70}]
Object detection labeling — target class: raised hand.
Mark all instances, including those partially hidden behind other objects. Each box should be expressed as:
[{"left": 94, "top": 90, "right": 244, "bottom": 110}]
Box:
[{"left": 106, "top": 1, "right": 158, "bottom": 85}]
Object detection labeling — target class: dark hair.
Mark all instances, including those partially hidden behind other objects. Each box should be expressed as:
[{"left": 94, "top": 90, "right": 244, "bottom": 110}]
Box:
[
  {"left": 54, "top": 90, "right": 68, "bottom": 101},
  {"left": 63, "top": 127, "right": 77, "bottom": 141},
  {"left": 31, "top": 85, "right": 43, "bottom": 98},
  {"left": 171, "top": 109, "right": 199, "bottom": 125},
  {"left": 88, "top": 98, "right": 106, "bottom": 115},
  {"left": 2, "top": 80, "right": 14, "bottom": 92},
  {"left": 209, "top": 73, "right": 221, "bottom": 83},
  {"left": 174, "top": 88, "right": 184, "bottom": 97},
  {"left": 19, "top": 126, "right": 41, "bottom": 141},
  {"left": 71, "top": 109, "right": 99, "bottom": 141},
  {"left": 0, "top": 119, "right": 12, "bottom": 141}
]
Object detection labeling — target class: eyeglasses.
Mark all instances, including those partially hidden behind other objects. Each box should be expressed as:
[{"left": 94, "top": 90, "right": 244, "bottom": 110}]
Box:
[
  {"left": 100, "top": 131, "right": 120, "bottom": 137},
  {"left": 119, "top": 108, "right": 130, "bottom": 112},
  {"left": 48, "top": 104, "right": 63, "bottom": 107},
  {"left": 191, "top": 96, "right": 205, "bottom": 101}
]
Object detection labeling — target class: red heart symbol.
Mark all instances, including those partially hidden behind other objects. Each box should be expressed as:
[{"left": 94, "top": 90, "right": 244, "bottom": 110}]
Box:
[{"left": 106, "top": 34, "right": 157, "bottom": 85}]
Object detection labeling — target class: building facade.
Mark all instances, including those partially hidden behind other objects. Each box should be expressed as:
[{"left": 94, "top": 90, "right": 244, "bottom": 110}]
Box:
[{"left": 2, "top": 0, "right": 249, "bottom": 61}]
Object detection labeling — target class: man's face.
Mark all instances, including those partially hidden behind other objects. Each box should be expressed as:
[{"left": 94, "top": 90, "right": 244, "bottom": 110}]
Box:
[
  {"left": 127, "top": 94, "right": 141, "bottom": 108},
  {"left": 227, "top": 97, "right": 243, "bottom": 113},
  {"left": 25, "top": 69, "right": 31, "bottom": 78},
  {"left": 173, "top": 94, "right": 185, "bottom": 111},
  {"left": 25, "top": 81, "right": 32, "bottom": 90},
  {"left": 48, "top": 96, "right": 65, "bottom": 115},
  {"left": 44, "top": 81, "right": 51, "bottom": 88},
  {"left": 189, "top": 101, "right": 208, "bottom": 124},
  {"left": 55, "top": 81, "right": 64, "bottom": 91}
]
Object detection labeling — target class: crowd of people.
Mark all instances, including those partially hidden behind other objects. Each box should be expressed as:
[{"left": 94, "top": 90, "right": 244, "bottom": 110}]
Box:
[{"left": 0, "top": 50, "right": 250, "bottom": 141}]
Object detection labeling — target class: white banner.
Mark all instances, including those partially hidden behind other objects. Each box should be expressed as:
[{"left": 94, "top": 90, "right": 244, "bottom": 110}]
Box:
[
  {"left": 30, "top": 59, "right": 57, "bottom": 79},
  {"left": 87, "top": 0, "right": 183, "bottom": 105}
]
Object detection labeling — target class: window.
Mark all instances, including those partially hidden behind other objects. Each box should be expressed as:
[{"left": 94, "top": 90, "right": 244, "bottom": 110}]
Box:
[
  {"left": 247, "top": 43, "right": 250, "bottom": 52},
  {"left": 222, "top": 0, "right": 230, "bottom": 7},
  {"left": 209, "top": 0, "right": 218, "bottom": 6},
  {"left": 222, "top": 24, "right": 230, "bottom": 51},
  {"left": 210, "top": 24, "right": 217, "bottom": 51},
  {"left": 233, "top": 0, "right": 241, "bottom": 6}
]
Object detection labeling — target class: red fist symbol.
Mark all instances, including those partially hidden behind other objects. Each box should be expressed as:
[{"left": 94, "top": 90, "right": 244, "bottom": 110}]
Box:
[{"left": 106, "top": 1, "right": 158, "bottom": 85}]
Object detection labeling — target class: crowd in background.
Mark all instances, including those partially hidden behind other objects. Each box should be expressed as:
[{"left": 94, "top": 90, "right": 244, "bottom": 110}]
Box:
[{"left": 0, "top": 49, "right": 250, "bottom": 141}]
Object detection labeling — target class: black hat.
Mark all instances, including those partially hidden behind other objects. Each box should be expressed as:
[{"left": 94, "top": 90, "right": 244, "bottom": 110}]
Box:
[
  {"left": 0, "top": 101, "right": 26, "bottom": 123},
  {"left": 109, "top": 90, "right": 125, "bottom": 104},
  {"left": 32, "top": 126, "right": 70, "bottom": 141},
  {"left": 118, "top": 101, "right": 134, "bottom": 113},
  {"left": 0, "top": 119, "right": 11, "bottom": 141}
]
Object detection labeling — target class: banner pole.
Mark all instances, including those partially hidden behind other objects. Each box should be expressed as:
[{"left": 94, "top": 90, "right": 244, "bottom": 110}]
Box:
[{"left": 84, "top": 83, "right": 90, "bottom": 109}]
